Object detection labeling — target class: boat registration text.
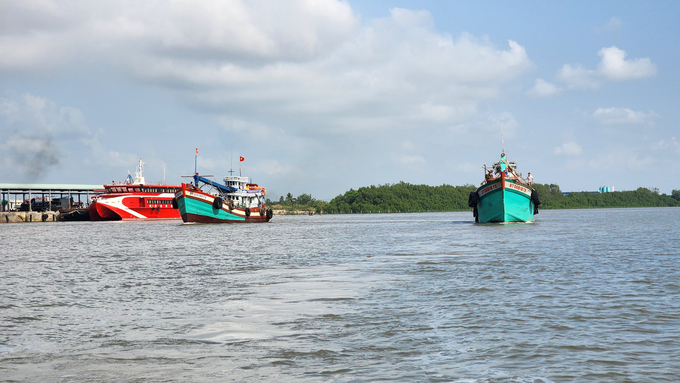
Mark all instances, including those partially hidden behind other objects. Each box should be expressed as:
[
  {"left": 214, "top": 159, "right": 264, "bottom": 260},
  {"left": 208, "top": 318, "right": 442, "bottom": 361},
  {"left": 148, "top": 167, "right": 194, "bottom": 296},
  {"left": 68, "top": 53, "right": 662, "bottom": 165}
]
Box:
[
  {"left": 187, "top": 191, "right": 214, "bottom": 202},
  {"left": 478, "top": 183, "right": 499, "bottom": 197},
  {"left": 506, "top": 182, "right": 531, "bottom": 197}
]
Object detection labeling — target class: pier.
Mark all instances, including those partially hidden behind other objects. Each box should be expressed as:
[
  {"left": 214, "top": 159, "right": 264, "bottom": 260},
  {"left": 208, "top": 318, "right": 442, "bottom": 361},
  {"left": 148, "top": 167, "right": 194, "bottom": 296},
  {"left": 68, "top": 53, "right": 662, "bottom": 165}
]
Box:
[{"left": 0, "top": 183, "right": 102, "bottom": 223}]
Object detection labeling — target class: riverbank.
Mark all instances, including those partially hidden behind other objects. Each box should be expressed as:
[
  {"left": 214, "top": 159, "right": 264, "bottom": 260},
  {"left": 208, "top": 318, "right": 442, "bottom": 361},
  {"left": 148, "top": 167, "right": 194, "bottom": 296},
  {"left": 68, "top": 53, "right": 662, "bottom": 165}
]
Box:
[{"left": 272, "top": 209, "right": 317, "bottom": 215}]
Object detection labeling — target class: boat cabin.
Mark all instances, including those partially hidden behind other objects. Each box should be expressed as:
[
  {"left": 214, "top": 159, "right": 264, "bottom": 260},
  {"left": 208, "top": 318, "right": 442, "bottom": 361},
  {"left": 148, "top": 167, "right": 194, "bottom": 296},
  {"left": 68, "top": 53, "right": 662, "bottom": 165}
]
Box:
[{"left": 222, "top": 176, "right": 264, "bottom": 209}]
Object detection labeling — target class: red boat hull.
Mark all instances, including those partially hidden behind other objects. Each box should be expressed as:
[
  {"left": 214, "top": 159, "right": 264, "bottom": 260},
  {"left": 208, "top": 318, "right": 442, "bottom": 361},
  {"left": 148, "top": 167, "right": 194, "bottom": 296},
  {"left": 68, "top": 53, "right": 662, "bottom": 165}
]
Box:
[{"left": 89, "top": 186, "right": 181, "bottom": 221}]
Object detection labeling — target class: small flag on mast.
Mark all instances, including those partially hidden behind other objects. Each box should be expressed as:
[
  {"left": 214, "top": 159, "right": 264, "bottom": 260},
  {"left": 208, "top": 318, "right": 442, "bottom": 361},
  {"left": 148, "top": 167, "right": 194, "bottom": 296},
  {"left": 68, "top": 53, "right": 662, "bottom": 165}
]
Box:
[
  {"left": 239, "top": 156, "right": 245, "bottom": 162},
  {"left": 196, "top": 148, "right": 198, "bottom": 154}
]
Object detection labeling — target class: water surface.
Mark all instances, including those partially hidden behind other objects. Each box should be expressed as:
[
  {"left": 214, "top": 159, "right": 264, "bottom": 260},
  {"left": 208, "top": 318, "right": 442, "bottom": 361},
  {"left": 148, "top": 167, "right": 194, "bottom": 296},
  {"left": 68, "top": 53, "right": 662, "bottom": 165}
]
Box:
[{"left": 1, "top": 208, "right": 679, "bottom": 382}]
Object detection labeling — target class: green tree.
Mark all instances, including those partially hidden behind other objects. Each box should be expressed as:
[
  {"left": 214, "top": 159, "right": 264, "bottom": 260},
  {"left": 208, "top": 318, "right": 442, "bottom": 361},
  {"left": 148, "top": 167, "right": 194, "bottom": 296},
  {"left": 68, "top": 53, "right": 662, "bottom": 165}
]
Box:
[
  {"left": 672, "top": 189, "right": 680, "bottom": 202},
  {"left": 273, "top": 183, "right": 679, "bottom": 215},
  {"left": 297, "top": 193, "right": 313, "bottom": 205}
]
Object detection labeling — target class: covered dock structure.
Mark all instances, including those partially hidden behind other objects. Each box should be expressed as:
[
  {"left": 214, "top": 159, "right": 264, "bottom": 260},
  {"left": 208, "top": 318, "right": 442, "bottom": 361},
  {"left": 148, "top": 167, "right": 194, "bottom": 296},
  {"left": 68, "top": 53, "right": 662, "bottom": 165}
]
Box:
[{"left": 0, "top": 183, "right": 103, "bottom": 212}]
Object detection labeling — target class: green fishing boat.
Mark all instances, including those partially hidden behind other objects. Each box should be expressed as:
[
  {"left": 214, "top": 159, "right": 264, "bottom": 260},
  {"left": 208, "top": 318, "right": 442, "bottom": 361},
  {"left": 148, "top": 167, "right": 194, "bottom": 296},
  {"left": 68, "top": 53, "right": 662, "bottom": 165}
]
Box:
[
  {"left": 174, "top": 150, "right": 273, "bottom": 224},
  {"left": 468, "top": 152, "right": 540, "bottom": 223}
]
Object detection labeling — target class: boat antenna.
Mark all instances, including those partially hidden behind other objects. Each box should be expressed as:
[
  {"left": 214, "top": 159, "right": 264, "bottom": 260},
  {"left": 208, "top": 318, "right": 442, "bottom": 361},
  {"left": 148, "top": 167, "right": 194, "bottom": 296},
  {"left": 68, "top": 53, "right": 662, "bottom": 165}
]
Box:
[
  {"left": 501, "top": 122, "right": 505, "bottom": 155},
  {"left": 228, "top": 144, "right": 234, "bottom": 176}
]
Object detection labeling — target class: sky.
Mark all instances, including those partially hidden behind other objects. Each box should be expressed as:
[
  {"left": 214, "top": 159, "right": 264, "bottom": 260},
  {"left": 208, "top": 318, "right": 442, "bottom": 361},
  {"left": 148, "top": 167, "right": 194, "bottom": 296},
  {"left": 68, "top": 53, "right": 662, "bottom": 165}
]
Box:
[{"left": 1, "top": 0, "right": 679, "bottom": 200}]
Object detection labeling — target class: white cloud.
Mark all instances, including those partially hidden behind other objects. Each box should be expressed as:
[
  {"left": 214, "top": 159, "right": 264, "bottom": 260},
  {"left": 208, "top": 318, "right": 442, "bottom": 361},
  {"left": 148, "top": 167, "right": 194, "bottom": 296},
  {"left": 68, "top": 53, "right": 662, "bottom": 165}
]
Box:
[
  {"left": 593, "top": 107, "right": 658, "bottom": 125},
  {"left": 556, "top": 46, "right": 656, "bottom": 90},
  {"left": 554, "top": 142, "right": 582, "bottom": 156},
  {"left": 597, "top": 46, "right": 657, "bottom": 81},
  {"left": 0, "top": 2, "right": 537, "bottom": 194},
  {"left": 0, "top": 94, "right": 89, "bottom": 135},
  {"left": 527, "top": 78, "right": 562, "bottom": 97},
  {"left": 0, "top": 2, "right": 531, "bottom": 137},
  {"left": 0, "top": 0, "right": 359, "bottom": 71}
]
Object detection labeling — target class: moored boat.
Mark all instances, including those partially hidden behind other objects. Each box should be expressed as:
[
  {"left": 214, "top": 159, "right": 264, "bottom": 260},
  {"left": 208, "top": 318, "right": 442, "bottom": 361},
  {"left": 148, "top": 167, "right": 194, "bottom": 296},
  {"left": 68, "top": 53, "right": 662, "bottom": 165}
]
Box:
[
  {"left": 89, "top": 159, "right": 182, "bottom": 221},
  {"left": 57, "top": 207, "right": 90, "bottom": 221},
  {"left": 468, "top": 152, "right": 540, "bottom": 223},
  {"left": 175, "top": 154, "right": 272, "bottom": 224}
]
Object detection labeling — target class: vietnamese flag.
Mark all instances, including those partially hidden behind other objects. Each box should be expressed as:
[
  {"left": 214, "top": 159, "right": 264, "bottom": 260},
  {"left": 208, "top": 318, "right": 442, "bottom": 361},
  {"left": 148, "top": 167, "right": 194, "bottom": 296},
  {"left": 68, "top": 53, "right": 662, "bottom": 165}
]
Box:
[
  {"left": 239, "top": 156, "right": 245, "bottom": 162},
  {"left": 195, "top": 148, "right": 198, "bottom": 154}
]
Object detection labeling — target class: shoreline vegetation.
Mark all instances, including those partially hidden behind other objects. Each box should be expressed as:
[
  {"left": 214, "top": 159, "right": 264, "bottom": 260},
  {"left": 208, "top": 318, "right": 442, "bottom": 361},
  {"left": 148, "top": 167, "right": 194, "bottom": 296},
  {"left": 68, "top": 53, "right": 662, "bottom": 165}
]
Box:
[{"left": 266, "top": 182, "right": 680, "bottom": 215}]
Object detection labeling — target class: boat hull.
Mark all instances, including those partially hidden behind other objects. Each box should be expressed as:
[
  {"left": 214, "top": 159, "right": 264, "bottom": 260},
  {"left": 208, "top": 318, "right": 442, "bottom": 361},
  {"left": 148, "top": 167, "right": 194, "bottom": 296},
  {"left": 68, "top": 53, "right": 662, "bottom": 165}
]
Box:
[
  {"left": 57, "top": 208, "right": 91, "bottom": 221},
  {"left": 89, "top": 192, "right": 181, "bottom": 221},
  {"left": 475, "top": 174, "right": 535, "bottom": 223},
  {"left": 177, "top": 185, "right": 271, "bottom": 224}
]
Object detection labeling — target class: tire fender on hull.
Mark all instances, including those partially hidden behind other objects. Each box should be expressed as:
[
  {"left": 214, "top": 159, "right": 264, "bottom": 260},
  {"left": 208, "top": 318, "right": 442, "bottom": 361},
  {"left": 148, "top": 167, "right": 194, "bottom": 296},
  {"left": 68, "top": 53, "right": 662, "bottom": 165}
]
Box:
[
  {"left": 468, "top": 191, "right": 479, "bottom": 208},
  {"left": 468, "top": 190, "right": 479, "bottom": 221},
  {"left": 213, "top": 197, "right": 223, "bottom": 210},
  {"left": 531, "top": 189, "right": 541, "bottom": 215}
]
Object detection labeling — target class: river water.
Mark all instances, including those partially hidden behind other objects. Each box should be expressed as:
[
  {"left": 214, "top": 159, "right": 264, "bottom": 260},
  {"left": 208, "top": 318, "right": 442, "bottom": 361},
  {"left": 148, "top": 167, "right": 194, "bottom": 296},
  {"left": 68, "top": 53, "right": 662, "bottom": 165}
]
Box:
[{"left": 1, "top": 208, "right": 679, "bottom": 382}]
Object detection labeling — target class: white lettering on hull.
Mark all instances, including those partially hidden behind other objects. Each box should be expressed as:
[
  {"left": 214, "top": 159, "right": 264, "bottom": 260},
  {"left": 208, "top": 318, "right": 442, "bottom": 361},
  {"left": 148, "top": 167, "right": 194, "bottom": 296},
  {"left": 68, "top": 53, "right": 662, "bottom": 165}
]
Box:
[
  {"left": 478, "top": 183, "right": 499, "bottom": 197},
  {"left": 506, "top": 182, "right": 532, "bottom": 197}
]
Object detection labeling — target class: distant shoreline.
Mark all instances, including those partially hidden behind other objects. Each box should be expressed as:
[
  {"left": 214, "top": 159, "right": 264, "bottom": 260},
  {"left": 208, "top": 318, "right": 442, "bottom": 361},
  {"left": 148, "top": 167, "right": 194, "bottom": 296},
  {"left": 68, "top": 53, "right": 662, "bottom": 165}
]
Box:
[{"left": 269, "top": 183, "right": 680, "bottom": 215}]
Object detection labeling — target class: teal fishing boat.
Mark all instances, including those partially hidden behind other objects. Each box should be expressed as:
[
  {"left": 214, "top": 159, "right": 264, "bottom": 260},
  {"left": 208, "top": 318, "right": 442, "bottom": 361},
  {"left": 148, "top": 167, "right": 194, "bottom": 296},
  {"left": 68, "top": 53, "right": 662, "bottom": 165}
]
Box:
[
  {"left": 468, "top": 152, "right": 540, "bottom": 223},
  {"left": 173, "top": 150, "right": 272, "bottom": 224}
]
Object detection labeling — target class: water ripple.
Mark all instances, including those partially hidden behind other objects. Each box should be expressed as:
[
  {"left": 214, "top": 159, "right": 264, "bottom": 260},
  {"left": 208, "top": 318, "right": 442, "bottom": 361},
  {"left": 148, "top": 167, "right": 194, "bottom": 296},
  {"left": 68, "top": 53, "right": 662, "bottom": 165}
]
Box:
[{"left": 1, "top": 209, "right": 679, "bottom": 382}]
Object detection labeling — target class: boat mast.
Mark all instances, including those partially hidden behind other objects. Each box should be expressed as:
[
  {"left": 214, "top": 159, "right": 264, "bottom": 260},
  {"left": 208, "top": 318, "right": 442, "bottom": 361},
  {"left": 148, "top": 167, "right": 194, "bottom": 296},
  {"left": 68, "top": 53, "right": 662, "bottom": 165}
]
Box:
[
  {"left": 134, "top": 158, "right": 146, "bottom": 185},
  {"left": 194, "top": 148, "right": 199, "bottom": 186}
]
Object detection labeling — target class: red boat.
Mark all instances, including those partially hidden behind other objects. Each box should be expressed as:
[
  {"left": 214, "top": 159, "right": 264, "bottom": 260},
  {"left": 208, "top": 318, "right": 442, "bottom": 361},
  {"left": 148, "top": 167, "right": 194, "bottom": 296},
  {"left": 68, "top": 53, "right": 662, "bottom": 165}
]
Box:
[{"left": 89, "top": 159, "right": 181, "bottom": 221}]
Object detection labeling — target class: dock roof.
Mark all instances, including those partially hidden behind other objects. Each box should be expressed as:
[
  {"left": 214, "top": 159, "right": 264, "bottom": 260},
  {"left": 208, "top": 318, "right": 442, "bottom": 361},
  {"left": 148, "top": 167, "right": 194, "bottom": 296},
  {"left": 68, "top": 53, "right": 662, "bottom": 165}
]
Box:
[{"left": 0, "top": 184, "right": 103, "bottom": 192}]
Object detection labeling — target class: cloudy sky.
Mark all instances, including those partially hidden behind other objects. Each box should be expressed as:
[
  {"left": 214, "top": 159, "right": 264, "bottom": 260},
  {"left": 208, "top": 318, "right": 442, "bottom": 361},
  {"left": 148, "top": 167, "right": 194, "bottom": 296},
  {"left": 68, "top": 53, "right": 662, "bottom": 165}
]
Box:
[{"left": 1, "top": 0, "right": 678, "bottom": 199}]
